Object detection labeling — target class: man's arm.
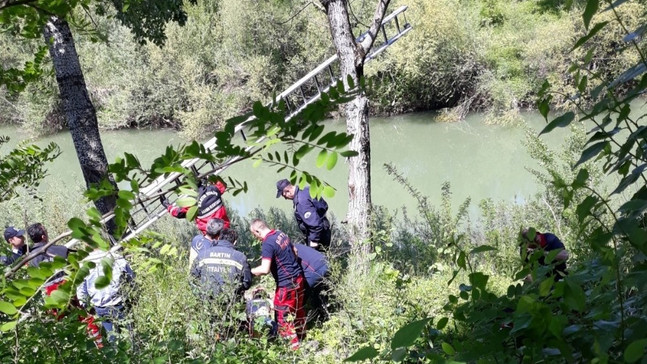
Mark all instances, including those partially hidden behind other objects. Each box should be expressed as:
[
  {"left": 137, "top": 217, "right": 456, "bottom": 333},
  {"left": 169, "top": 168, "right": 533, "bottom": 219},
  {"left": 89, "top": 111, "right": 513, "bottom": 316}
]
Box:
[
  {"left": 252, "top": 258, "right": 271, "bottom": 276},
  {"left": 297, "top": 199, "right": 326, "bottom": 243},
  {"left": 241, "top": 259, "right": 253, "bottom": 290},
  {"left": 554, "top": 249, "right": 569, "bottom": 261}
]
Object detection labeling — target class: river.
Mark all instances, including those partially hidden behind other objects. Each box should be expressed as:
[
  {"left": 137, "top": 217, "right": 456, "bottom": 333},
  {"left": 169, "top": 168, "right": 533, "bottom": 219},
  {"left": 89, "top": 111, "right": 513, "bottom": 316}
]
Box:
[{"left": 0, "top": 111, "right": 567, "bottom": 220}]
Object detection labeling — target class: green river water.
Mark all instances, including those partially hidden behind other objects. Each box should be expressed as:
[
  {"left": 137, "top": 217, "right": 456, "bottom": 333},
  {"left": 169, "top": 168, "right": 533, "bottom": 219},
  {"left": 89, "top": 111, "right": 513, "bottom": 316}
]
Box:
[{"left": 0, "top": 110, "right": 567, "bottom": 220}]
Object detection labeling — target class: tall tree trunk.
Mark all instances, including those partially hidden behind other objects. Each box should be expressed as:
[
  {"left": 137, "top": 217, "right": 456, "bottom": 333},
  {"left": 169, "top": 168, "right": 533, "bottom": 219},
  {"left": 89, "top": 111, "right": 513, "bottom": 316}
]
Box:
[
  {"left": 43, "top": 17, "right": 117, "bottom": 232},
  {"left": 322, "top": 0, "right": 389, "bottom": 253}
]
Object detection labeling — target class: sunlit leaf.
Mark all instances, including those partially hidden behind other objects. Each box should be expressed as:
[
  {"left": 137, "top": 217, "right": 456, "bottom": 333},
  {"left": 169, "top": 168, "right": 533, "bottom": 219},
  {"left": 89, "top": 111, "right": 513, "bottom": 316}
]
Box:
[
  {"left": 441, "top": 342, "right": 455, "bottom": 355},
  {"left": 344, "top": 346, "right": 378, "bottom": 362},
  {"left": 0, "top": 321, "right": 17, "bottom": 332},
  {"left": 391, "top": 318, "right": 431, "bottom": 349},
  {"left": 0, "top": 301, "right": 18, "bottom": 316},
  {"left": 316, "top": 150, "right": 327, "bottom": 168}
]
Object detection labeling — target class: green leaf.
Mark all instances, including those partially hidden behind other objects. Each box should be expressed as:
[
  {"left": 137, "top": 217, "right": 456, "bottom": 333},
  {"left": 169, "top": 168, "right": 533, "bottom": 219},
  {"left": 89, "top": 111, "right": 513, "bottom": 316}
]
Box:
[
  {"left": 574, "top": 142, "right": 608, "bottom": 167},
  {"left": 540, "top": 112, "right": 575, "bottom": 135},
  {"left": 457, "top": 252, "right": 466, "bottom": 269},
  {"left": 94, "top": 276, "right": 111, "bottom": 289},
  {"left": 539, "top": 278, "right": 554, "bottom": 297},
  {"left": 322, "top": 185, "right": 335, "bottom": 198},
  {"left": 340, "top": 150, "right": 359, "bottom": 157},
  {"left": 573, "top": 21, "right": 608, "bottom": 50},
  {"left": 344, "top": 346, "right": 379, "bottom": 362},
  {"left": 175, "top": 197, "right": 196, "bottom": 207},
  {"left": 0, "top": 321, "right": 17, "bottom": 332},
  {"left": 576, "top": 196, "right": 599, "bottom": 223},
  {"left": 67, "top": 217, "right": 86, "bottom": 231},
  {"left": 316, "top": 150, "right": 327, "bottom": 168},
  {"left": 0, "top": 301, "right": 18, "bottom": 315},
  {"left": 538, "top": 98, "right": 550, "bottom": 120},
  {"left": 571, "top": 168, "right": 589, "bottom": 189},
  {"left": 326, "top": 151, "right": 338, "bottom": 170},
  {"left": 186, "top": 205, "right": 198, "bottom": 221},
  {"left": 441, "top": 342, "right": 455, "bottom": 355},
  {"left": 564, "top": 279, "right": 586, "bottom": 312},
  {"left": 436, "top": 317, "right": 449, "bottom": 330},
  {"left": 468, "top": 272, "right": 489, "bottom": 290},
  {"left": 624, "top": 338, "right": 647, "bottom": 363},
  {"left": 390, "top": 318, "right": 431, "bottom": 349},
  {"left": 391, "top": 348, "right": 406, "bottom": 362},
  {"left": 48, "top": 289, "right": 69, "bottom": 306},
  {"left": 583, "top": 0, "right": 599, "bottom": 30}
]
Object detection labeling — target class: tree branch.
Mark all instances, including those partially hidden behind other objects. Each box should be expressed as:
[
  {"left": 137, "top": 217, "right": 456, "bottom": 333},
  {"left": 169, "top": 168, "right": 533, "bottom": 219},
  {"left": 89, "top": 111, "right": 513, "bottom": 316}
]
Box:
[
  {"left": 358, "top": 0, "right": 390, "bottom": 55},
  {"left": 0, "top": 0, "right": 34, "bottom": 11}
]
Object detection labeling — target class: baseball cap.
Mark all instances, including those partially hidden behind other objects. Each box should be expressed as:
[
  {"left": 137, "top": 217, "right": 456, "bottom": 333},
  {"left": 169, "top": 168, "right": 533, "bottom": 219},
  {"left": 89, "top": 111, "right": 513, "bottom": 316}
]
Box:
[
  {"left": 4, "top": 227, "right": 24, "bottom": 242},
  {"left": 276, "top": 179, "right": 290, "bottom": 198}
]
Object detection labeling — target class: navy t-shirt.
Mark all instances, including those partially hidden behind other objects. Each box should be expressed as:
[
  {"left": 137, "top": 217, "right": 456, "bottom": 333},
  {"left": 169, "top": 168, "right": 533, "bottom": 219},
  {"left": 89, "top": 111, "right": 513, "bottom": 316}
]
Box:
[
  {"left": 261, "top": 230, "right": 303, "bottom": 287},
  {"left": 294, "top": 243, "right": 328, "bottom": 287}
]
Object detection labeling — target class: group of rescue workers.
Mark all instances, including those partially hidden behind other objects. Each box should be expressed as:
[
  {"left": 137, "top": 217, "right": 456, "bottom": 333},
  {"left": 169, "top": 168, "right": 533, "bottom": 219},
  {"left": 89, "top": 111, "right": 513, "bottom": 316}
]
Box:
[
  {"left": 1, "top": 176, "right": 569, "bottom": 350},
  {"left": 168, "top": 178, "right": 332, "bottom": 350},
  {"left": 1, "top": 177, "right": 333, "bottom": 350}
]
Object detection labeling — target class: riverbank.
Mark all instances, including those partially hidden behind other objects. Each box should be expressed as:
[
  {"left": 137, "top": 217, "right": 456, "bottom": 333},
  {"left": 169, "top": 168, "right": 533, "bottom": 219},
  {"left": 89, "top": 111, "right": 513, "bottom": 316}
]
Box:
[{"left": 1, "top": 0, "right": 644, "bottom": 138}]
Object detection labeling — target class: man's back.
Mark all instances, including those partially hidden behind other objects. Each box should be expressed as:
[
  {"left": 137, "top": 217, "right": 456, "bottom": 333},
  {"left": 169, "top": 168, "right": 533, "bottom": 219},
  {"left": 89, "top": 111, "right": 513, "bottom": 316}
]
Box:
[
  {"left": 262, "top": 230, "right": 304, "bottom": 287},
  {"left": 294, "top": 243, "right": 328, "bottom": 288},
  {"left": 191, "top": 240, "right": 251, "bottom": 297}
]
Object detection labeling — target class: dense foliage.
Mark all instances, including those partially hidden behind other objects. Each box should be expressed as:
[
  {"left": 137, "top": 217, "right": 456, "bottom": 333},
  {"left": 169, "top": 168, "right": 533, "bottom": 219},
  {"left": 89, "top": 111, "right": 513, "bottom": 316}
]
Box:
[
  {"left": 3, "top": 0, "right": 647, "bottom": 137},
  {"left": 2, "top": 0, "right": 647, "bottom": 363}
]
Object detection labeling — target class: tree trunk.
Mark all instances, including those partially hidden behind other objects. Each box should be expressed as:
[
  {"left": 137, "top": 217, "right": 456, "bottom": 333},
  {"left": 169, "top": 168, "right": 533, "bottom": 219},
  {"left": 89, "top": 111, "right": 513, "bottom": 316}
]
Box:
[
  {"left": 43, "top": 17, "right": 117, "bottom": 232},
  {"left": 322, "top": 0, "right": 388, "bottom": 253}
]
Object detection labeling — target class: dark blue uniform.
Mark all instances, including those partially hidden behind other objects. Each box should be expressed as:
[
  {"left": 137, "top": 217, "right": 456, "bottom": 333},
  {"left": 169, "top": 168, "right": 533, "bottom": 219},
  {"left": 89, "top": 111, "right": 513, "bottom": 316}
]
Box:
[
  {"left": 29, "top": 243, "right": 69, "bottom": 267},
  {"left": 1, "top": 245, "right": 27, "bottom": 266},
  {"left": 537, "top": 233, "right": 568, "bottom": 280},
  {"left": 191, "top": 240, "right": 252, "bottom": 297},
  {"left": 293, "top": 186, "right": 331, "bottom": 248},
  {"left": 294, "top": 243, "right": 329, "bottom": 322},
  {"left": 294, "top": 243, "right": 328, "bottom": 288}
]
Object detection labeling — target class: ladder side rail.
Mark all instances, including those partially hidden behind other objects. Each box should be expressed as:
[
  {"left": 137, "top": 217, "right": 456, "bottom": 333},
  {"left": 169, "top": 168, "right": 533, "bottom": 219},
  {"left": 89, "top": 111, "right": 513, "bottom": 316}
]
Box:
[{"left": 93, "top": 5, "right": 414, "bottom": 241}]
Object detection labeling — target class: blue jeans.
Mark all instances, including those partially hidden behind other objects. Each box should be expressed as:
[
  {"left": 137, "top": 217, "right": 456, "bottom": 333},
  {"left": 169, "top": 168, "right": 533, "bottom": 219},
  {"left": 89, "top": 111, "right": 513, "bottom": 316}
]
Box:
[{"left": 95, "top": 305, "right": 129, "bottom": 344}]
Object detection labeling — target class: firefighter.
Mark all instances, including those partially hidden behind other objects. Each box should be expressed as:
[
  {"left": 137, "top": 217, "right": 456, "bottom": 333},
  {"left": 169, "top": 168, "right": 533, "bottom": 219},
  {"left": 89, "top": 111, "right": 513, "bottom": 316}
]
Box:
[
  {"left": 250, "top": 219, "right": 306, "bottom": 350},
  {"left": 161, "top": 179, "right": 231, "bottom": 234},
  {"left": 520, "top": 227, "right": 569, "bottom": 282},
  {"left": 275, "top": 179, "right": 331, "bottom": 250},
  {"left": 190, "top": 219, "right": 252, "bottom": 299},
  {"left": 2, "top": 226, "right": 27, "bottom": 266}
]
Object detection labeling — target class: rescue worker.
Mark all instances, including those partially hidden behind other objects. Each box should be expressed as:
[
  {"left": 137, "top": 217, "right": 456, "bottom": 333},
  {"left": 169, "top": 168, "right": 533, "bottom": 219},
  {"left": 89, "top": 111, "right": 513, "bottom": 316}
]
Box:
[
  {"left": 1, "top": 226, "right": 27, "bottom": 266},
  {"left": 250, "top": 219, "right": 306, "bottom": 350},
  {"left": 276, "top": 179, "right": 331, "bottom": 250},
  {"left": 294, "top": 243, "right": 329, "bottom": 322},
  {"left": 188, "top": 218, "right": 225, "bottom": 268},
  {"left": 520, "top": 227, "right": 569, "bottom": 282},
  {"left": 27, "top": 223, "right": 104, "bottom": 347},
  {"left": 77, "top": 249, "right": 135, "bottom": 344},
  {"left": 26, "top": 223, "right": 69, "bottom": 290},
  {"left": 191, "top": 219, "right": 252, "bottom": 299},
  {"left": 161, "top": 179, "right": 231, "bottom": 234}
]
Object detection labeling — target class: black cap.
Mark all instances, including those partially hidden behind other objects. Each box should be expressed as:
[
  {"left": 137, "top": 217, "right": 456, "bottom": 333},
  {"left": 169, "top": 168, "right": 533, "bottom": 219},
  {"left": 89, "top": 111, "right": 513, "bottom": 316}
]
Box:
[
  {"left": 4, "top": 227, "right": 24, "bottom": 242},
  {"left": 276, "top": 179, "right": 291, "bottom": 198}
]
